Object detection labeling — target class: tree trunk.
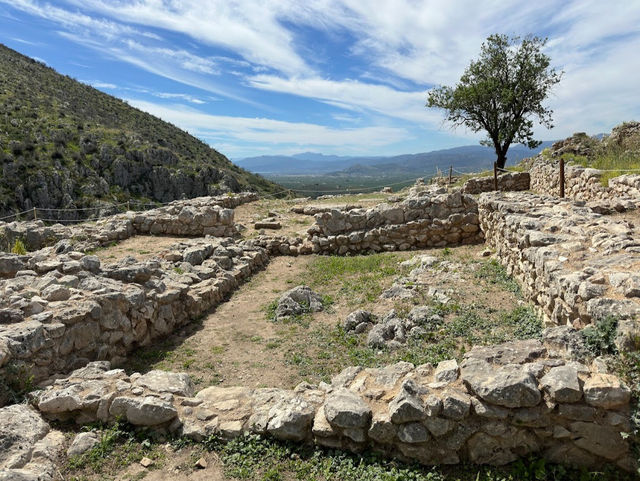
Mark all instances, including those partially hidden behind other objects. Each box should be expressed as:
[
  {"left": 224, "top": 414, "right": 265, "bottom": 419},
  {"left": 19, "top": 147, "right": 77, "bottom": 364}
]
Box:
[{"left": 496, "top": 150, "right": 507, "bottom": 170}]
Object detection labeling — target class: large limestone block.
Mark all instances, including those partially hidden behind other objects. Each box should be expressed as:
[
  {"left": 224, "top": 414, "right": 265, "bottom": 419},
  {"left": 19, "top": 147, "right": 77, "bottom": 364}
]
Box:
[
  {"left": 323, "top": 388, "right": 371, "bottom": 429},
  {"left": 0, "top": 405, "right": 50, "bottom": 469},
  {"left": 583, "top": 374, "right": 631, "bottom": 409},
  {"left": 134, "top": 370, "right": 195, "bottom": 397},
  {"left": 109, "top": 396, "right": 177, "bottom": 426},
  {"left": 461, "top": 359, "right": 541, "bottom": 408},
  {"left": 540, "top": 366, "right": 582, "bottom": 403}
]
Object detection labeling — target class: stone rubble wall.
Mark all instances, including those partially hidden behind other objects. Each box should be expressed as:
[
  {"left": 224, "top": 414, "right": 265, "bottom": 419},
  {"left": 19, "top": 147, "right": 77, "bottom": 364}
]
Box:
[
  {"left": 462, "top": 172, "right": 530, "bottom": 195},
  {"left": 0, "top": 193, "right": 258, "bottom": 252},
  {"left": 0, "top": 236, "right": 268, "bottom": 390},
  {"left": 478, "top": 192, "right": 640, "bottom": 349},
  {"left": 307, "top": 188, "right": 483, "bottom": 254},
  {"left": 5, "top": 340, "right": 632, "bottom": 478},
  {"left": 529, "top": 157, "right": 640, "bottom": 205}
]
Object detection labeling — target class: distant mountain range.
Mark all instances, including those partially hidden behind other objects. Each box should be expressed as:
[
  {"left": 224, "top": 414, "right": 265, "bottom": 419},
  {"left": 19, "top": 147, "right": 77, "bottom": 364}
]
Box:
[{"left": 236, "top": 143, "right": 557, "bottom": 177}]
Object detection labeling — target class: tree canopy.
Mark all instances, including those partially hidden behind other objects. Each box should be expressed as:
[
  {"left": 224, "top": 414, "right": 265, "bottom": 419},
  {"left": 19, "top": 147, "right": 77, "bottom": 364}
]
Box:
[{"left": 426, "top": 34, "right": 562, "bottom": 169}]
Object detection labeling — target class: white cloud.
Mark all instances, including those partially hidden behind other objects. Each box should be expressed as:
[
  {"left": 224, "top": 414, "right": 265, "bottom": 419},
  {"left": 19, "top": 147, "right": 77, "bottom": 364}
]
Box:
[
  {"left": 127, "top": 99, "right": 413, "bottom": 156},
  {"left": 248, "top": 75, "right": 439, "bottom": 124}
]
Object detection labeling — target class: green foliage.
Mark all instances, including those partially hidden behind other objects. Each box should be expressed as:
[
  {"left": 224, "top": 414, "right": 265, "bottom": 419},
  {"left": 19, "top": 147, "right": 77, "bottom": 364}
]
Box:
[
  {"left": 474, "top": 259, "right": 520, "bottom": 294},
  {"left": 0, "top": 44, "right": 282, "bottom": 218},
  {"left": 65, "top": 421, "right": 163, "bottom": 475},
  {"left": 427, "top": 34, "right": 562, "bottom": 169},
  {"left": 1, "top": 361, "right": 35, "bottom": 404},
  {"left": 196, "top": 433, "right": 629, "bottom": 481},
  {"left": 501, "top": 306, "right": 543, "bottom": 340},
  {"left": 10, "top": 238, "right": 27, "bottom": 255},
  {"left": 581, "top": 316, "right": 619, "bottom": 357}
]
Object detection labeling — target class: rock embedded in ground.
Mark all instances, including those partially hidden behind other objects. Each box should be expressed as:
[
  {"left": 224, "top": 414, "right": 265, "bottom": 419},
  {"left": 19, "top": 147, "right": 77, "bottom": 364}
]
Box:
[
  {"left": 67, "top": 432, "right": 100, "bottom": 457},
  {"left": 274, "top": 285, "right": 324, "bottom": 321}
]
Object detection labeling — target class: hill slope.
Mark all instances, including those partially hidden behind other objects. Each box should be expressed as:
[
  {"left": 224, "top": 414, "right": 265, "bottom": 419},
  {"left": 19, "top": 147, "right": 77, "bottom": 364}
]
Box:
[
  {"left": 237, "top": 143, "right": 555, "bottom": 176},
  {"left": 0, "top": 44, "right": 279, "bottom": 219}
]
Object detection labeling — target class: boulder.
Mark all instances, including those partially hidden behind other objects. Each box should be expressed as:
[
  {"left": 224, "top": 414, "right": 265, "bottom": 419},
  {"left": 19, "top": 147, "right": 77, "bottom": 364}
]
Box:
[
  {"left": 134, "top": 370, "right": 195, "bottom": 397},
  {"left": 461, "top": 359, "right": 541, "bottom": 408},
  {"left": 323, "top": 388, "right": 371, "bottom": 429},
  {"left": 540, "top": 366, "right": 582, "bottom": 403}
]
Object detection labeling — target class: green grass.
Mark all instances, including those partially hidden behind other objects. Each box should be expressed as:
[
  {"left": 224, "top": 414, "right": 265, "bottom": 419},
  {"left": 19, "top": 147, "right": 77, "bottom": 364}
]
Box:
[
  {"left": 304, "top": 253, "right": 405, "bottom": 305},
  {"left": 474, "top": 259, "right": 521, "bottom": 294},
  {"left": 65, "top": 421, "right": 165, "bottom": 476}
]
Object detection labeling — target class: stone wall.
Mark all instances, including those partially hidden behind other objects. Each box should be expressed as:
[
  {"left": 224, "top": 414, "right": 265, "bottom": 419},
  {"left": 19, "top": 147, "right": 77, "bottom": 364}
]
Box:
[
  {"left": 5, "top": 340, "right": 631, "bottom": 478},
  {"left": 529, "top": 157, "right": 640, "bottom": 205},
  {"left": 478, "top": 191, "right": 640, "bottom": 349},
  {"left": 0, "top": 236, "right": 268, "bottom": 390},
  {"left": 307, "top": 188, "right": 483, "bottom": 254},
  {"left": 462, "top": 171, "right": 530, "bottom": 195},
  {"left": 0, "top": 193, "right": 258, "bottom": 252}
]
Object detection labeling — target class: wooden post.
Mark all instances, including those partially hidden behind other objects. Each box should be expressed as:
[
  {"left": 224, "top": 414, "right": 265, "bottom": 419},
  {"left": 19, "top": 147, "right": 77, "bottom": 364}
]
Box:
[
  {"left": 448, "top": 165, "right": 453, "bottom": 185},
  {"left": 33, "top": 207, "right": 37, "bottom": 220},
  {"left": 493, "top": 162, "right": 498, "bottom": 191},
  {"left": 559, "top": 158, "right": 565, "bottom": 198}
]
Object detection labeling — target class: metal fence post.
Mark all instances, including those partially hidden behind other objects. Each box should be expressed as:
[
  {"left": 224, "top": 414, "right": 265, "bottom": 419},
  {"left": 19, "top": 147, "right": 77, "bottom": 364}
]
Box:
[{"left": 559, "top": 158, "right": 565, "bottom": 198}]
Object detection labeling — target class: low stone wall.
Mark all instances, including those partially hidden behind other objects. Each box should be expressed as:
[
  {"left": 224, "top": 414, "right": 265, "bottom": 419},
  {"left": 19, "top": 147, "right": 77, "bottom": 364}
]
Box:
[
  {"left": 307, "top": 188, "right": 483, "bottom": 254},
  {"left": 5, "top": 340, "right": 631, "bottom": 477},
  {"left": 462, "top": 171, "right": 530, "bottom": 195},
  {"left": 0, "top": 236, "right": 268, "bottom": 390},
  {"left": 478, "top": 192, "right": 640, "bottom": 349},
  {"left": 529, "top": 157, "right": 640, "bottom": 204},
  {"left": 0, "top": 193, "right": 258, "bottom": 252}
]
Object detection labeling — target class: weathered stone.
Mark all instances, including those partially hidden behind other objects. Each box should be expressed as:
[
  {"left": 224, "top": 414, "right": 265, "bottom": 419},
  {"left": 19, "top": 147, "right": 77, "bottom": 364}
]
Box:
[
  {"left": 67, "top": 432, "right": 100, "bottom": 457},
  {"left": 134, "top": 370, "right": 195, "bottom": 397},
  {"left": 323, "top": 388, "right": 371, "bottom": 429},
  {"left": 109, "top": 396, "right": 177, "bottom": 426},
  {"left": 434, "top": 359, "right": 459, "bottom": 384},
  {"left": 583, "top": 374, "right": 631, "bottom": 409},
  {"left": 266, "top": 395, "right": 315, "bottom": 441},
  {"left": 540, "top": 366, "right": 582, "bottom": 403},
  {"left": 570, "top": 422, "right": 628, "bottom": 461},
  {"left": 0, "top": 404, "right": 50, "bottom": 469},
  {"left": 441, "top": 391, "right": 471, "bottom": 420},
  {"left": 397, "top": 422, "right": 429, "bottom": 444},
  {"left": 461, "top": 359, "right": 541, "bottom": 408}
]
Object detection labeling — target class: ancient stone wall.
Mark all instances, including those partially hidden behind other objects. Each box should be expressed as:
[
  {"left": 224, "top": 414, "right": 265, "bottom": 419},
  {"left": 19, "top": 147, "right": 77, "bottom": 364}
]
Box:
[
  {"left": 0, "top": 193, "right": 258, "bottom": 252},
  {"left": 307, "top": 188, "right": 483, "bottom": 254},
  {"left": 9, "top": 341, "right": 632, "bottom": 477},
  {"left": 0, "top": 236, "right": 268, "bottom": 389},
  {"left": 462, "top": 171, "right": 530, "bottom": 195},
  {"left": 529, "top": 157, "right": 640, "bottom": 205},
  {"left": 478, "top": 191, "right": 640, "bottom": 349}
]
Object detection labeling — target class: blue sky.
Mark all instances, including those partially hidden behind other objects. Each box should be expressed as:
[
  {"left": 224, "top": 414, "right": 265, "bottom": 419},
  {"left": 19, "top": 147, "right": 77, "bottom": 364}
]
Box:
[{"left": 1, "top": 1, "right": 639, "bottom": 160}]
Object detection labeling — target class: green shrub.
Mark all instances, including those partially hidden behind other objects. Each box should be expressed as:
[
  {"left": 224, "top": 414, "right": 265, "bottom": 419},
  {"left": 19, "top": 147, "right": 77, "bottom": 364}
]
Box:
[
  {"left": 581, "top": 316, "right": 619, "bottom": 357},
  {"left": 10, "top": 238, "right": 27, "bottom": 255}
]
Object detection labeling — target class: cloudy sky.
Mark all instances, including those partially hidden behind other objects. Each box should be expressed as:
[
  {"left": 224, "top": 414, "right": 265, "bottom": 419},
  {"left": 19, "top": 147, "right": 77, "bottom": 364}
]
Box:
[{"left": 1, "top": 1, "right": 639, "bottom": 160}]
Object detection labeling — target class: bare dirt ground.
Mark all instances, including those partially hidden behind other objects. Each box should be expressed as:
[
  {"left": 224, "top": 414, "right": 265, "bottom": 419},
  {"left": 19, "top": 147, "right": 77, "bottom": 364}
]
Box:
[{"left": 93, "top": 235, "right": 192, "bottom": 263}]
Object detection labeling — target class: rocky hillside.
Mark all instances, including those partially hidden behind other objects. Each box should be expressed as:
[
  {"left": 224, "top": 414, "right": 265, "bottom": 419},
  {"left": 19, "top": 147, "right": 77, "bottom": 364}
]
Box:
[{"left": 0, "top": 44, "right": 280, "bottom": 219}]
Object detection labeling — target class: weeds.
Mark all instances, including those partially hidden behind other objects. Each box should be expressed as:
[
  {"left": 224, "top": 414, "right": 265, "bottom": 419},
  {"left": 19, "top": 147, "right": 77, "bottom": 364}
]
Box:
[
  {"left": 10, "top": 238, "right": 27, "bottom": 255},
  {"left": 474, "top": 259, "right": 520, "bottom": 294}
]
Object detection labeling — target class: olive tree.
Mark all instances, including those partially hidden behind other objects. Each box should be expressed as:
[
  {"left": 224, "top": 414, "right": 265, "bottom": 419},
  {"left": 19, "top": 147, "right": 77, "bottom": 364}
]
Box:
[{"left": 426, "top": 34, "right": 562, "bottom": 169}]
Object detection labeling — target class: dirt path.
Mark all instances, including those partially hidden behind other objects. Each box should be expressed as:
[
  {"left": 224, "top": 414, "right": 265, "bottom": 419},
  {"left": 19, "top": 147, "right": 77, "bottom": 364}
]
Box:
[{"left": 127, "top": 255, "right": 326, "bottom": 390}]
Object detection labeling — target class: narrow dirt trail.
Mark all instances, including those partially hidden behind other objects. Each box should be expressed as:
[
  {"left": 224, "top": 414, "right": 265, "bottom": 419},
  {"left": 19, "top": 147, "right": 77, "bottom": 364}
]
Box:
[{"left": 139, "top": 255, "right": 319, "bottom": 390}]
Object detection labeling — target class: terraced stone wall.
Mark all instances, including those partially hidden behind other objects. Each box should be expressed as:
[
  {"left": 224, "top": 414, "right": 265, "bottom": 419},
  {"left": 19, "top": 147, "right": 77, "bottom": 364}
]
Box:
[
  {"left": 0, "top": 237, "right": 268, "bottom": 393},
  {"left": 16, "top": 341, "right": 634, "bottom": 476},
  {"left": 529, "top": 158, "right": 640, "bottom": 204},
  {"left": 0, "top": 193, "right": 258, "bottom": 252},
  {"left": 307, "top": 188, "right": 483, "bottom": 254},
  {"left": 462, "top": 171, "right": 530, "bottom": 195},
  {"left": 478, "top": 191, "right": 640, "bottom": 349}
]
